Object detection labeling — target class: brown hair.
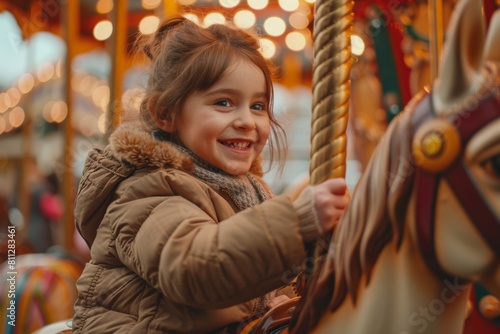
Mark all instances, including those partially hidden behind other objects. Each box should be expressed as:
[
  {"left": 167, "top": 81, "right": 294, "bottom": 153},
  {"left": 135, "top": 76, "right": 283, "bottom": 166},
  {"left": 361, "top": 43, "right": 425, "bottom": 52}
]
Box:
[{"left": 137, "top": 16, "right": 287, "bottom": 171}]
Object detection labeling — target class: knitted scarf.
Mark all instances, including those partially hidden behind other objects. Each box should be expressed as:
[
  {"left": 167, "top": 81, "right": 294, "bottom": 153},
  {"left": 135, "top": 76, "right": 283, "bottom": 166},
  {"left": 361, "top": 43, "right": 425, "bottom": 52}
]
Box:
[{"left": 153, "top": 131, "right": 274, "bottom": 211}]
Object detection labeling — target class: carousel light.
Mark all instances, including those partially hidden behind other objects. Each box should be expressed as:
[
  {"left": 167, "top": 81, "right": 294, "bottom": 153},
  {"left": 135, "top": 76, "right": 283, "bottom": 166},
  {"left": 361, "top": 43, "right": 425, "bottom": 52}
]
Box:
[
  {"left": 285, "top": 31, "right": 306, "bottom": 51},
  {"left": 96, "top": 0, "right": 113, "bottom": 14},
  {"left": 139, "top": 15, "right": 160, "bottom": 35},
  {"left": 50, "top": 101, "right": 68, "bottom": 123},
  {"left": 278, "top": 0, "right": 299, "bottom": 12},
  {"left": 178, "top": 0, "right": 197, "bottom": 5},
  {"left": 247, "top": 0, "right": 268, "bottom": 10},
  {"left": 289, "top": 12, "right": 309, "bottom": 30},
  {"left": 204, "top": 12, "right": 226, "bottom": 27},
  {"left": 93, "top": 20, "right": 113, "bottom": 41},
  {"left": 219, "top": 0, "right": 240, "bottom": 9},
  {"left": 259, "top": 38, "right": 276, "bottom": 59},
  {"left": 6, "top": 87, "right": 20, "bottom": 107},
  {"left": 37, "top": 63, "right": 55, "bottom": 83},
  {"left": 233, "top": 10, "right": 256, "bottom": 29},
  {"left": 142, "top": 0, "right": 162, "bottom": 10},
  {"left": 297, "top": 2, "right": 311, "bottom": 15},
  {"left": 303, "top": 0, "right": 316, "bottom": 3},
  {"left": 183, "top": 13, "right": 200, "bottom": 25},
  {"left": 351, "top": 34, "right": 365, "bottom": 56},
  {"left": 18, "top": 73, "right": 35, "bottom": 94},
  {"left": 263, "top": 17, "right": 286, "bottom": 37},
  {"left": 9, "top": 106, "right": 25, "bottom": 128}
]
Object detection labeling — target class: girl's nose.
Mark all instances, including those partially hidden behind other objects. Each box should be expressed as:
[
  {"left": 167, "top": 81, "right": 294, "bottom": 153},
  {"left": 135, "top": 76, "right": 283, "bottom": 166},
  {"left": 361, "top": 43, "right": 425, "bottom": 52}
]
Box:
[{"left": 233, "top": 108, "right": 256, "bottom": 130}]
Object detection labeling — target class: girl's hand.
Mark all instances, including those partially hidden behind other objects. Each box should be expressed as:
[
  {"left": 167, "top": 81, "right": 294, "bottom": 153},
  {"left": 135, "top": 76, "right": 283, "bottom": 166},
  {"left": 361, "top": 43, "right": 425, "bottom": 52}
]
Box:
[{"left": 312, "top": 178, "right": 348, "bottom": 234}]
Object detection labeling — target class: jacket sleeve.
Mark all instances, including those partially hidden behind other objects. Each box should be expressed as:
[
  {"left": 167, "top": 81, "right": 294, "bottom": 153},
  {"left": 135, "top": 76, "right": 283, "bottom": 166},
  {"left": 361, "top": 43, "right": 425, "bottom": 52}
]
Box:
[{"left": 111, "top": 173, "right": 314, "bottom": 309}]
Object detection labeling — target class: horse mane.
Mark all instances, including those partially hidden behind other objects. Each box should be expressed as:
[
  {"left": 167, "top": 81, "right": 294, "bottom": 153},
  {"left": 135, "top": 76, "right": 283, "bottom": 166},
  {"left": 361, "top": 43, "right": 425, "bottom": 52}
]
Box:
[{"left": 290, "top": 92, "right": 425, "bottom": 333}]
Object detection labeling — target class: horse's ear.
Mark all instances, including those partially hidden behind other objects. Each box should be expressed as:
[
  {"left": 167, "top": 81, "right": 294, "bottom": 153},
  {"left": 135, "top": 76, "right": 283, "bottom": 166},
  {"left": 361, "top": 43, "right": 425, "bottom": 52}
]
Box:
[
  {"left": 484, "top": 10, "right": 500, "bottom": 62},
  {"left": 432, "top": 0, "right": 486, "bottom": 115}
]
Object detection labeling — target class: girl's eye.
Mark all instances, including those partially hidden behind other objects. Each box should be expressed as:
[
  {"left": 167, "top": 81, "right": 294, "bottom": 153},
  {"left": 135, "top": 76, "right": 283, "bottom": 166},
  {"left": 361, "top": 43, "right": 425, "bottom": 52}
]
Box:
[
  {"left": 214, "top": 100, "right": 232, "bottom": 107},
  {"left": 252, "top": 103, "right": 266, "bottom": 111},
  {"left": 483, "top": 153, "right": 500, "bottom": 179}
]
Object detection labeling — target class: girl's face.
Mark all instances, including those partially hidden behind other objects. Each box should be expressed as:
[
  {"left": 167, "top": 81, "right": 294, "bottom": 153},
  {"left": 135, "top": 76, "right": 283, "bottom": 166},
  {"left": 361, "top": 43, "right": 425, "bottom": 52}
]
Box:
[{"left": 175, "top": 59, "right": 271, "bottom": 175}]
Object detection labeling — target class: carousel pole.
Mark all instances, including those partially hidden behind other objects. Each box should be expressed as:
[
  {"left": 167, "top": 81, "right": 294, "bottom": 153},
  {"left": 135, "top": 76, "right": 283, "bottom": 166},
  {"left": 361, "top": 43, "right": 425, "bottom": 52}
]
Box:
[
  {"left": 309, "top": 0, "right": 353, "bottom": 185},
  {"left": 61, "top": 0, "right": 79, "bottom": 253},
  {"left": 105, "top": 0, "right": 128, "bottom": 143},
  {"left": 307, "top": 0, "right": 353, "bottom": 274},
  {"left": 428, "top": 0, "right": 444, "bottom": 81}
]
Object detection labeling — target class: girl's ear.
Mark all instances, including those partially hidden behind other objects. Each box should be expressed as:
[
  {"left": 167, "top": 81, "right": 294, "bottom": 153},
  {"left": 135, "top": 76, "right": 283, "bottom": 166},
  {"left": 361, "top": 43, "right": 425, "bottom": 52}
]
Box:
[
  {"left": 148, "top": 96, "right": 175, "bottom": 132},
  {"left": 154, "top": 115, "right": 175, "bottom": 132}
]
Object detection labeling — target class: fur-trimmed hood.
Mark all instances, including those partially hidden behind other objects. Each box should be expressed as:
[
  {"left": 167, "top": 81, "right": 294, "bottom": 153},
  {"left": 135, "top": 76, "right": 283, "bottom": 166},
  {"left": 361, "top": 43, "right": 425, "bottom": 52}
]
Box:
[{"left": 74, "top": 121, "right": 264, "bottom": 246}]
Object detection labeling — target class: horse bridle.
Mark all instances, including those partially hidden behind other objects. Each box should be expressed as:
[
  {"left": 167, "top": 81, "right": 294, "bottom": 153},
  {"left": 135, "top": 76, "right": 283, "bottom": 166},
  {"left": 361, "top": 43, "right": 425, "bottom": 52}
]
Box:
[{"left": 411, "top": 89, "right": 500, "bottom": 282}]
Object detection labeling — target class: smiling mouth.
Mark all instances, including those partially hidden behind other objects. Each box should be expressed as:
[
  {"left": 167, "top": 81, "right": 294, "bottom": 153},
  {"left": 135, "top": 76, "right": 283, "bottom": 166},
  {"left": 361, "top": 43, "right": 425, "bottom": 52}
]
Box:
[{"left": 220, "top": 140, "right": 252, "bottom": 150}]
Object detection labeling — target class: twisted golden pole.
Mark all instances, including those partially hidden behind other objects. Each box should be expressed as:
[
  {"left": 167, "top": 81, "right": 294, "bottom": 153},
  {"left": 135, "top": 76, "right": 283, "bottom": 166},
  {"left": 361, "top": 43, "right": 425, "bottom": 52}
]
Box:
[{"left": 310, "top": 0, "right": 354, "bottom": 185}]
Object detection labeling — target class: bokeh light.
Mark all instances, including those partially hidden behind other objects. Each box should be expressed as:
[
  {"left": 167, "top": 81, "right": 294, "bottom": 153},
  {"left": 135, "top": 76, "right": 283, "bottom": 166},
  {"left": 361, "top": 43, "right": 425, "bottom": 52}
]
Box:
[
  {"left": 263, "top": 17, "right": 287, "bottom": 37},
  {"left": 9, "top": 106, "right": 25, "bottom": 128},
  {"left": 204, "top": 12, "right": 226, "bottom": 27},
  {"left": 18, "top": 74, "right": 35, "bottom": 94},
  {"left": 96, "top": 0, "right": 113, "bottom": 14},
  {"left": 219, "top": 0, "right": 240, "bottom": 8},
  {"left": 139, "top": 15, "right": 160, "bottom": 35},
  {"left": 259, "top": 38, "right": 276, "bottom": 58},
  {"left": 233, "top": 10, "right": 256, "bottom": 29},
  {"left": 50, "top": 101, "right": 68, "bottom": 123},
  {"left": 142, "top": 0, "right": 162, "bottom": 10},
  {"left": 289, "top": 12, "right": 309, "bottom": 30},
  {"left": 93, "top": 20, "right": 113, "bottom": 41},
  {"left": 178, "top": 0, "right": 197, "bottom": 5},
  {"left": 247, "top": 0, "right": 269, "bottom": 10},
  {"left": 37, "top": 63, "right": 55, "bottom": 83},
  {"left": 183, "top": 13, "right": 200, "bottom": 25},
  {"left": 285, "top": 31, "right": 307, "bottom": 51},
  {"left": 351, "top": 34, "right": 366, "bottom": 56},
  {"left": 6, "top": 87, "right": 20, "bottom": 107},
  {"left": 279, "top": 0, "right": 299, "bottom": 11}
]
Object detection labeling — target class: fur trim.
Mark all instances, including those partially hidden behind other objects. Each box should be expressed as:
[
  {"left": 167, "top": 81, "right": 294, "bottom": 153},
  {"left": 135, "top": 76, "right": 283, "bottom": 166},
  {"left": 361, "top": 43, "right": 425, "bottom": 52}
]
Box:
[{"left": 108, "top": 121, "right": 194, "bottom": 173}]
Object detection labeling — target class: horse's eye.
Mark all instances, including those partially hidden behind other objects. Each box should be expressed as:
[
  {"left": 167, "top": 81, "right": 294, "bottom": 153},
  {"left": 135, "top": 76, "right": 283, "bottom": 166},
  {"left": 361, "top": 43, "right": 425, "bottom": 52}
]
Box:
[{"left": 483, "top": 153, "right": 500, "bottom": 178}]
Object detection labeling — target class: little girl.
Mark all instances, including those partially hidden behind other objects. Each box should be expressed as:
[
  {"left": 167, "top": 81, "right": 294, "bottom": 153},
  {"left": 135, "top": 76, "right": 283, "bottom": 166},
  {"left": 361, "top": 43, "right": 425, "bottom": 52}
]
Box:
[{"left": 72, "top": 17, "right": 347, "bottom": 334}]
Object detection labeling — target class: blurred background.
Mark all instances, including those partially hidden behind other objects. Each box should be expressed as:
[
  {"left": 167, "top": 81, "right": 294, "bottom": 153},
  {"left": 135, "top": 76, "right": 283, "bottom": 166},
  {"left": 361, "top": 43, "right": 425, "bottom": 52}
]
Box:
[{"left": 0, "top": 0, "right": 499, "bottom": 332}]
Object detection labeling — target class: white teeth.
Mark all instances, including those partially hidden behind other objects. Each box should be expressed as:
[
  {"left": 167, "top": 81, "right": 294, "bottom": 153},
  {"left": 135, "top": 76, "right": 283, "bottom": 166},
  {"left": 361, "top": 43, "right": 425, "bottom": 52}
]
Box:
[{"left": 225, "top": 141, "right": 250, "bottom": 149}]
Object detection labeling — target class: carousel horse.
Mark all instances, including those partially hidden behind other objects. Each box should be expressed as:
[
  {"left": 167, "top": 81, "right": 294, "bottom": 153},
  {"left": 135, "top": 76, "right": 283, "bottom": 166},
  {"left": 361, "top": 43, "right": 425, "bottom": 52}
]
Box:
[
  {"left": 0, "top": 252, "right": 83, "bottom": 334},
  {"left": 284, "top": 0, "right": 500, "bottom": 333}
]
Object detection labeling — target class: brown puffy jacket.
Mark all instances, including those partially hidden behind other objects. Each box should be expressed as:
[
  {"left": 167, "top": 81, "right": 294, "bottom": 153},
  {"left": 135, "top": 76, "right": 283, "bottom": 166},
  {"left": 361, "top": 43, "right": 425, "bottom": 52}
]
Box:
[{"left": 72, "top": 122, "right": 319, "bottom": 333}]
